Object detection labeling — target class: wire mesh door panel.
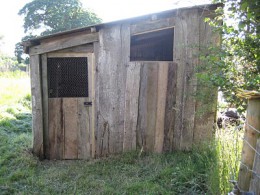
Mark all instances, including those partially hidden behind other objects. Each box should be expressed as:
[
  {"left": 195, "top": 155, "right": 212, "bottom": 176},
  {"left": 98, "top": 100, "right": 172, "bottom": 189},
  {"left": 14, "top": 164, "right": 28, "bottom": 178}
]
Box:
[{"left": 47, "top": 57, "right": 88, "bottom": 98}]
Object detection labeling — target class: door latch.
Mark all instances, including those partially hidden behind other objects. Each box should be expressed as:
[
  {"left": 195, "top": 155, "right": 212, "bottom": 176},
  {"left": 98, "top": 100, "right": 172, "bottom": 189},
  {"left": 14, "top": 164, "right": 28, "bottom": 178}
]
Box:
[{"left": 84, "top": 102, "right": 92, "bottom": 106}]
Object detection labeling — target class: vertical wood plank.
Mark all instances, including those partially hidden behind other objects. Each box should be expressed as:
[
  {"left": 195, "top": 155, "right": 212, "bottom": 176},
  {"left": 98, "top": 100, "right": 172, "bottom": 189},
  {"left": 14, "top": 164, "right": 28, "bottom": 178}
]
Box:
[
  {"left": 120, "top": 24, "right": 131, "bottom": 152},
  {"left": 77, "top": 98, "right": 91, "bottom": 159},
  {"left": 95, "top": 24, "right": 128, "bottom": 156},
  {"left": 63, "top": 98, "right": 78, "bottom": 159},
  {"left": 30, "top": 55, "right": 44, "bottom": 159},
  {"left": 154, "top": 63, "right": 169, "bottom": 153},
  {"left": 173, "top": 11, "right": 187, "bottom": 150},
  {"left": 77, "top": 55, "right": 93, "bottom": 159},
  {"left": 89, "top": 54, "right": 95, "bottom": 158},
  {"left": 137, "top": 63, "right": 147, "bottom": 148},
  {"left": 163, "top": 62, "right": 177, "bottom": 152},
  {"left": 146, "top": 63, "right": 159, "bottom": 151},
  {"left": 41, "top": 54, "right": 49, "bottom": 158},
  {"left": 93, "top": 42, "right": 100, "bottom": 157},
  {"left": 48, "top": 98, "right": 63, "bottom": 159},
  {"left": 123, "top": 62, "right": 141, "bottom": 151},
  {"left": 180, "top": 9, "right": 199, "bottom": 150},
  {"left": 95, "top": 28, "right": 112, "bottom": 157}
]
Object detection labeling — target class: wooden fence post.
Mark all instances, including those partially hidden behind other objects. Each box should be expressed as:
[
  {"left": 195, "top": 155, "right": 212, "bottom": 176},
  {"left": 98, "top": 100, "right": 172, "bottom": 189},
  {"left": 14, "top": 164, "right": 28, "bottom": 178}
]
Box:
[{"left": 238, "top": 97, "right": 260, "bottom": 192}]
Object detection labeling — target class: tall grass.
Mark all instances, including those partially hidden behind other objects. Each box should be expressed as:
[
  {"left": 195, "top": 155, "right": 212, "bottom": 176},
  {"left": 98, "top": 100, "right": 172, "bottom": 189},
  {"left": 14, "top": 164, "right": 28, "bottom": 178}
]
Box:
[
  {"left": 0, "top": 71, "right": 243, "bottom": 194},
  {"left": 214, "top": 126, "right": 243, "bottom": 193},
  {"left": 0, "top": 71, "right": 29, "bottom": 78},
  {"left": 0, "top": 72, "right": 30, "bottom": 106}
]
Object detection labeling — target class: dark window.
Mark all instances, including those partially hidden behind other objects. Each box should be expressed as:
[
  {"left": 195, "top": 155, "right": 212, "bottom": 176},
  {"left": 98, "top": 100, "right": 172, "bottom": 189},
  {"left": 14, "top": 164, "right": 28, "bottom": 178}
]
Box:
[
  {"left": 47, "top": 57, "right": 88, "bottom": 98},
  {"left": 130, "top": 28, "right": 174, "bottom": 61}
]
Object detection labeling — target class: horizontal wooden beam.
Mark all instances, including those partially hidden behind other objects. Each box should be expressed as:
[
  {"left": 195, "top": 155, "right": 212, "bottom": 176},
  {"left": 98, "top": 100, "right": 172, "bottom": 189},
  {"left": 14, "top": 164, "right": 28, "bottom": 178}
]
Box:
[
  {"left": 29, "top": 32, "right": 99, "bottom": 55},
  {"left": 131, "top": 18, "right": 175, "bottom": 35},
  {"left": 52, "top": 44, "right": 94, "bottom": 54}
]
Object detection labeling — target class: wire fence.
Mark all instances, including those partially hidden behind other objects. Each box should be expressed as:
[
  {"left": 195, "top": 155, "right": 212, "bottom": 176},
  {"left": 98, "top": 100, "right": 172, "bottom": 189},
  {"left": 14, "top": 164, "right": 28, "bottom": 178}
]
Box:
[
  {"left": 219, "top": 119, "right": 260, "bottom": 195},
  {"left": 237, "top": 122, "right": 260, "bottom": 193}
]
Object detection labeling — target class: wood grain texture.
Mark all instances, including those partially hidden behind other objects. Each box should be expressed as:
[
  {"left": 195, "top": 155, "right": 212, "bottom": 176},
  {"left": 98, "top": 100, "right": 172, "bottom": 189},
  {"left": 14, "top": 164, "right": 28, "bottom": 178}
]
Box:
[
  {"left": 180, "top": 9, "right": 199, "bottom": 150},
  {"left": 63, "top": 98, "right": 78, "bottom": 159},
  {"left": 118, "top": 24, "right": 130, "bottom": 153},
  {"left": 94, "top": 24, "right": 129, "bottom": 156},
  {"left": 163, "top": 62, "right": 177, "bottom": 152},
  {"left": 29, "top": 32, "right": 98, "bottom": 55},
  {"left": 93, "top": 42, "right": 100, "bottom": 157},
  {"left": 172, "top": 11, "right": 187, "bottom": 150},
  {"left": 76, "top": 55, "right": 94, "bottom": 159},
  {"left": 52, "top": 44, "right": 93, "bottom": 53},
  {"left": 88, "top": 54, "right": 95, "bottom": 158},
  {"left": 47, "top": 53, "right": 89, "bottom": 58},
  {"left": 137, "top": 63, "right": 147, "bottom": 148},
  {"left": 48, "top": 98, "right": 63, "bottom": 160},
  {"left": 30, "top": 55, "right": 44, "bottom": 159},
  {"left": 154, "top": 63, "right": 169, "bottom": 153},
  {"left": 77, "top": 98, "right": 91, "bottom": 159},
  {"left": 41, "top": 54, "right": 49, "bottom": 159},
  {"left": 123, "top": 62, "right": 141, "bottom": 151},
  {"left": 145, "top": 63, "right": 159, "bottom": 151},
  {"left": 131, "top": 17, "right": 175, "bottom": 35}
]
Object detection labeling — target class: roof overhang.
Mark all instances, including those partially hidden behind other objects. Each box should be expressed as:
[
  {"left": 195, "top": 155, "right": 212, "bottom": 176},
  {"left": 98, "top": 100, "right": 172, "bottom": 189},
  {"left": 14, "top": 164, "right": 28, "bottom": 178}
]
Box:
[{"left": 22, "top": 3, "right": 223, "bottom": 54}]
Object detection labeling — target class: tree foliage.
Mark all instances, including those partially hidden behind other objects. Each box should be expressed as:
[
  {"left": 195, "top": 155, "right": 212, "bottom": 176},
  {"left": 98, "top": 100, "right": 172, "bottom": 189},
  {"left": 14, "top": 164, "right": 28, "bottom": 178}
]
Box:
[
  {"left": 19, "top": 0, "right": 101, "bottom": 35},
  {"left": 0, "top": 53, "right": 26, "bottom": 72},
  {"left": 16, "top": 0, "right": 101, "bottom": 63},
  {"left": 15, "top": 35, "right": 35, "bottom": 64},
  {"left": 0, "top": 36, "right": 26, "bottom": 72},
  {"left": 198, "top": 0, "right": 260, "bottom": 111}
]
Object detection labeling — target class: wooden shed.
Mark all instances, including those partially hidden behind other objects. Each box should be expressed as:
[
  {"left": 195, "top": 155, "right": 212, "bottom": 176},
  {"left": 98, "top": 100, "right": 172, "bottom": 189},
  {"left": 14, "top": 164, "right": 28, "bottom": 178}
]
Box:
[{"left": 23, "top": 3, "right": 221, "bottom": 160}]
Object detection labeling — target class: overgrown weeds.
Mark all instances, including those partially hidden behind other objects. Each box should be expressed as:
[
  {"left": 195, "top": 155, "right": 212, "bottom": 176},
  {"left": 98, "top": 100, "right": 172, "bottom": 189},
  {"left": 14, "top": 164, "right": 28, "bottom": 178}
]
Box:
[{"left": 214, "top": 126, "right": 243, "bottom": 193}]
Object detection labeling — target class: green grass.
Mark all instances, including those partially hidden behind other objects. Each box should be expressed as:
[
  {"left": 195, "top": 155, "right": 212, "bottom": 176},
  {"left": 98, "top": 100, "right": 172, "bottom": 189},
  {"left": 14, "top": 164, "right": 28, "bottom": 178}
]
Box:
[
  {"left": 214, "top": 127, "right": 243, "bottom": 193},
  {"left": 0, "top": 71, "right": 29, "bottom": 78},
  {"left": 0, "top": 76, "right": 30, "bottom": 106},
  {"left": 0, "top": 143, "right": 218, "bottom": 194},
  {"left": 0, "top": 72, "right": 242, "bottom": 194}
]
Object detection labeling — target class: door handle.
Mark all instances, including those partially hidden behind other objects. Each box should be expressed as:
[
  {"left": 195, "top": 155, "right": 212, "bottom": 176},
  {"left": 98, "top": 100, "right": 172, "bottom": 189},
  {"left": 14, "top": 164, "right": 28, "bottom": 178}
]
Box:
[{"left": 84, "top": 102, "right": 92, "bottom": 106}]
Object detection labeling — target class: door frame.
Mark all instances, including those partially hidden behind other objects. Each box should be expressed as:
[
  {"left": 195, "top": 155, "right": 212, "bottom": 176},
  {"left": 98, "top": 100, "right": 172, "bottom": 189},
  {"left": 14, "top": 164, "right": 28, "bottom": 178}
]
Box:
[{"left": 41, "top": 51, "right": 95, "bottom": 159}]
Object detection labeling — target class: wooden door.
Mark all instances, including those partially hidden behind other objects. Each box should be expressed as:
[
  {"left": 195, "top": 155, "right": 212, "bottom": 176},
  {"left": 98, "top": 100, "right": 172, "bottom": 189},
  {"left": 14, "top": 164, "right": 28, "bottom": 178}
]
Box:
[{"left": 46, "top": 54, "right": 93, "bottom": 160}]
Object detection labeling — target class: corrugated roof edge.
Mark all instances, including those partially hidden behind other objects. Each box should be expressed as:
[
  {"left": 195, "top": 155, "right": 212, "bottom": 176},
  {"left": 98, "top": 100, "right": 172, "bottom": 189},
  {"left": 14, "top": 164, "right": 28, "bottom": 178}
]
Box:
[{"left": 22, "top": 3, "right": 223, "bottom": 49}]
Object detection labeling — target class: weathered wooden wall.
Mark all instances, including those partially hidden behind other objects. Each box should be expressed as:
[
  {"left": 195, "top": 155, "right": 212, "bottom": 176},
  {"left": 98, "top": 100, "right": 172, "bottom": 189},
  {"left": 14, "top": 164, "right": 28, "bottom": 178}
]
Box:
[
  {"left": 29, "top": 5, "right": 220, "bottom": 159},
  {"left": 93, "top": 7, "right": 219, "bottom": 157}
]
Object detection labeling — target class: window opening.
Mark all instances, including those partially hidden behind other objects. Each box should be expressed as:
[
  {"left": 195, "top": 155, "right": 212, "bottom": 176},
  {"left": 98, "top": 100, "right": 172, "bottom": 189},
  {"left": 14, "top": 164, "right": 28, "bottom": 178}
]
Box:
[{"left": 130, "top": 28, "right": 174, "bottom": 61}]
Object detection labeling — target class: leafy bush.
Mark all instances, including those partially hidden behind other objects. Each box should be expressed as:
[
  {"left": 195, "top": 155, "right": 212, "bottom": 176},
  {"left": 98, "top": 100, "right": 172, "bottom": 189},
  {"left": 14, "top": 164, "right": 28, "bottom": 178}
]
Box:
[{"left": 199, "top": 0, "right": 260, "bottom": 112}]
